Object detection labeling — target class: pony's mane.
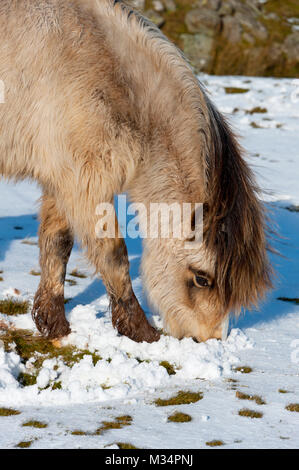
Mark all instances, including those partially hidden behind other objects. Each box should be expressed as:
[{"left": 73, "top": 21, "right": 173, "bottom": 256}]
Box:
[
  {"left": 203, "top": 98, "right": 273, "bottom": 313},
  {"left": 97, "top": 0, "right": 273, "bottom": 313}
]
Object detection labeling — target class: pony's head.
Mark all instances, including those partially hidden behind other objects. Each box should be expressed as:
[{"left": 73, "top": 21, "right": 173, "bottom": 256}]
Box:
[{"left": 141, "top": 101, "right": 273, "bottom": 342}]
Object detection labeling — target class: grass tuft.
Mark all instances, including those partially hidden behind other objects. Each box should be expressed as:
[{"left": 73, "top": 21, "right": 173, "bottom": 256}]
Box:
[
  {"left": 168, "top": 412, "right": 192, "bottom": 423},
  {"left": 155, "top": 390, "right": 203, "bottom": 407},
  {"left": 22, "top": 420, "right": 47, "bottom": 428},
  {"left": 159, "top": 361, "right": 176, "bottom": 375},
  {"left": 0, "top": 298, "right": 29, "bottom": 315},
  {"left": 236, "top": 391, "right": 266, "bottom": 405},
  {"left": 225, "top": 87, "right": 249, "bottom": 94},
  {"left": 69, "top": 269, "right": 87, "bottom": 279},
  {"left": 95, "top": 415, "right": 133, "bottom": 435},
  {"left": 206, "top": 440, "right": 224, "bottom": 447},
  {"left": 238, "top": 408, "right": 263, "bottom": 418},
  {"left": 285, "top": 403, "right": 299, "bottom": 412},
  {"left": 234, "top": 366, "right": 253, "bottom": 374},
  {"left": 0, "top": 407, "right": 21, "bottom": 416},
  {"left": 16, "top": 441, "right": 32, "bottom": 448},
  {"left": 117, "top": 442, "right": 138, "bottom": 449}
]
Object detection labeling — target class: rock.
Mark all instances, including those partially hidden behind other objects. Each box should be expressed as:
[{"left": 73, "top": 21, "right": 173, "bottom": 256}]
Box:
[
  {"left": 283, "top": 32, "right": 299, "bottom": 62},
  {"left": 196, "top": 0, "right": 221, "bottom": 11},
  {"left": 163, "top": 0, "right": 176, "bottom": 12},
  {"left": 185, "top": 8, "right": 221, "bottom": 35},
  {"left": 180, "top": 33, "right": 214, "bottom": 72},
  {"left": 235, "top": 12, "right": 268, "bottom": 41},
  {"left": 128, "top": 0, "right": 145, "bottom": 11},
  {"left": 222, "top": 16, "right": 242, "bottom": 43},
  {"left": 218, "top": 0, "right": 237, "bottom": 16},
  {"left": 144, "top": 10, "right": 165, "bottom": 28},
  {"left": 153, "top": 0, "right": 165, "bottom": 13}
]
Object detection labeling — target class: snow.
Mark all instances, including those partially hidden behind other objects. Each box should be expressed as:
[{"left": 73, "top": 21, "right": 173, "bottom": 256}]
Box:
[{"left": 0, "top": 75, "right": 299, "bottom": 448}]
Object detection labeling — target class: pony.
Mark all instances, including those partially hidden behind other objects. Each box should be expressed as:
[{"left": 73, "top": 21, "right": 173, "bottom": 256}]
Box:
[{"left": 0, "top": 0, "right": 272, "bottom": 343}]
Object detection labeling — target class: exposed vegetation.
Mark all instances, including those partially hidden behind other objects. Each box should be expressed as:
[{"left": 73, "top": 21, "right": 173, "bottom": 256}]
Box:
[
  {"left": 168, "top": 412, "right": 192, "bottom": 423},
  {"left": 236, "top": 391, "right": 266, "bottom": 405},
  {"left": 159, "top": 360, "right": 176, "bottom": 375},
  {"left": 0, "top": 407, "right": 21, "bottom": 416},
  {"left": 0, "top": 298, "right": 30, "bottom": 315},
  {"left": 206, "top": 440, "right": 225, "bottom": 447},
  {"left": 117, "top": 442, "right": 139, "bottom": 449},
  {"left": 285, "top": 403, "right": 299, "bottom": 412},
  {"left": 69, "top": 269, "right": 87, "bottom": 279},
  {"left": 155, "top": 390, "right": 203, "bottom": 406},
  {"left": 238, "top": 408, "right": 263, "bottom": 418},
  {"left": 22, "top": 420, "right": 47, "bottom": 428},
  {"left": 225, "top": 87, "right": 249, "bottom": 94},
  {"left": 0, "top": 327, "right": 102, "bottom": 390},
  {"left": 29, "top": 270, "right": 41, "bottom": 276},
  {"left": 96, "top": 415, "right": 133, "bottom": 435},
  {"left": 234, "top": 366, "right": 253, "bottom": 374},
  {"left": 16, "top": 440, "right": 33, "bottom": 448}
]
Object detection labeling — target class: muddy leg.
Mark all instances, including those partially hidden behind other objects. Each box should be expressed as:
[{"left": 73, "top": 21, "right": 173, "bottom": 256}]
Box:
[
  {"left": 103, "top": 235, "right": 160, "bottom": 343},
  {"left": 32, "top": 194, "right": 74, "bottom": 339}
]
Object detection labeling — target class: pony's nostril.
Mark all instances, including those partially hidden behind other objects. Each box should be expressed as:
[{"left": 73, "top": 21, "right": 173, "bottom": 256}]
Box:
[{"left": 192, "top": 337, "right": 200, "bottom": 343}]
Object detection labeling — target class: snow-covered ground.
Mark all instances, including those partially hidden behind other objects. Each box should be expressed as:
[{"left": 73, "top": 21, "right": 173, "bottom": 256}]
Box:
[{"left": 0, "top": 76, "right": 298, "bottom": 449}]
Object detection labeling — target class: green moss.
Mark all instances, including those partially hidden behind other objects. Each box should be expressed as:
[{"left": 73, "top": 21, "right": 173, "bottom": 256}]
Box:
[
  {"left": 16, "top": 440, "right": 32, "bottom": 448},
  {"left": 234, "top": 366, "right": 253, "bottom": 374},
  {"left": 66, "top": 278, "right": 77, "bottom": 286},
  {"left": 69, "top": 269, "right": 87, "bottom": 279},
  {"left": 278, "top": 389, "right": 290, "bottom": 394},
  {"left": 29, "top": 270, "right": 41, "bottom": 276},
  {"left": 225, "top": 87, "right": 249, "bottom": 94},
  {"left": 71, "top": 430, "right": 87, "bottom": 436},
  {"left": 0, "top": 299, "right": 30, "bottom": 315},
  {"left": 117, "top": 442, "right": 139, "bottom": 449},
  {"left": 0, "top": 328, "right": 102, "bottom": 373},
  {"left": 159, "top": 361, "right": 176, "bottom": 375},
  {"left": 246, "top": 107, "right": 268, "bottom": 114},
  {"left": 277, "top": 297, "right": 299, "bottom": 305},
  {"left": 18, "top": 372, "right": 37, "bottom": 387},
  {"left": 236, "top": 391, "right": 266, "bottom": 405},
  {"left": 250, "top": 121, "right": 263, "bottom": 129},
  {"left": 22, "top": 420, "right": 47, "bottom": 429},
  {"left": 155, "top": 390, "right": 203, "bottom": 406},
  {"left": 96, "top": 415, "right": 133, "bottom": 435},
  {"left": 238, "top": 408, "right": 263, "bottom": 418},
  {"left": 168, "top": 412, "right": 192, "bottom": 423},
  {"left": 52, "top": 381, "right": 62, "bottom": 390},
  {"left": 206, "top": 440, "right": 224, "bottom": 447},
  {"left": 0, "top": 407, "right": 21, "bottom": 416},
  {"left": 285, "top": 403, "right": 299, "bottom": 412}
]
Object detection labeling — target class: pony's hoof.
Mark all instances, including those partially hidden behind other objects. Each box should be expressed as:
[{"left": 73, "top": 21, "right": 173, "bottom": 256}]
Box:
[
  {"left": 111, "top": 296, "right": 160, "bottom": 343},
  {"left": 32, "top": 292, "right": 71, "bottom": 339}
]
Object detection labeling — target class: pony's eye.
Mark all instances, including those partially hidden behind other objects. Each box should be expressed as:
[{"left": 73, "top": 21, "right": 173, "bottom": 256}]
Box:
[{"left": 194, "top": 275, "right": 209, "bottom": 288}]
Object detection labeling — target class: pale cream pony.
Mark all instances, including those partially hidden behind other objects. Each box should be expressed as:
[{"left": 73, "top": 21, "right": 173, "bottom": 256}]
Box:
[{"left": 0, "top": 0, "right": 272, "bottom": 342}]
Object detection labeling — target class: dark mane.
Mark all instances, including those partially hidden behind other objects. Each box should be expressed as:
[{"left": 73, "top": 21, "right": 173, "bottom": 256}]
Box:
[{"left": 203, "top": 98, "right": 273, "bottom": 313}]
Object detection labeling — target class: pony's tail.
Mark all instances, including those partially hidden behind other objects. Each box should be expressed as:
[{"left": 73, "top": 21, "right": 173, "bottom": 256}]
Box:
[{"left": 203, "top": 97, "right": 273, "bottom": 313}]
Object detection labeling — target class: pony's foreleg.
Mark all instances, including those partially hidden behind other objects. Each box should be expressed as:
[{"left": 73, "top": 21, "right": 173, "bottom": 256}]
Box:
[
  {"left": 91, "top": 227, "right": 160, "bottom": 343},
  {"left": 32, "top": 194, "right": 74, "bottom": 339}
]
